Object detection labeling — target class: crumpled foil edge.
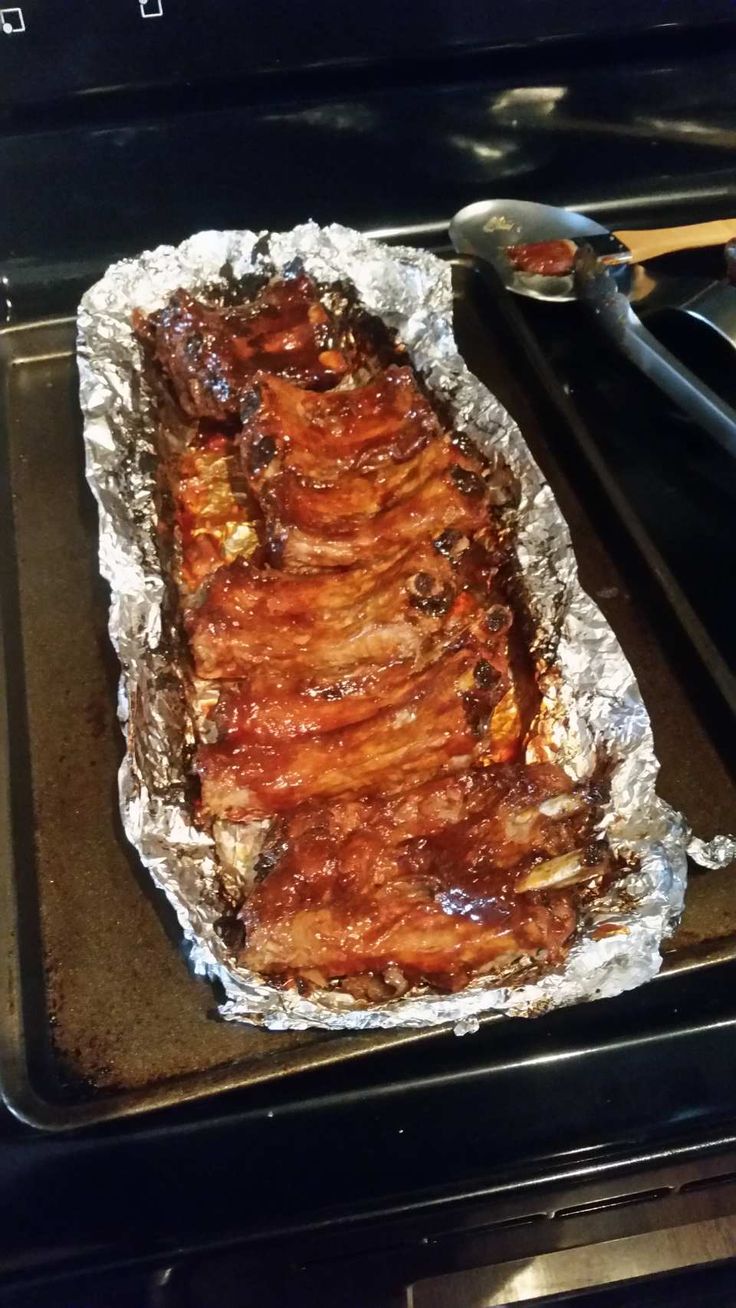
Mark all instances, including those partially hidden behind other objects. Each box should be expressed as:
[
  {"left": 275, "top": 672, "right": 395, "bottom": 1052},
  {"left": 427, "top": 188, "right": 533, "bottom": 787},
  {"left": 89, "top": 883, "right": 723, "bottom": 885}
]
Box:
[{"left": 76, "top": 221, "right": 730, "bottom": 1033}]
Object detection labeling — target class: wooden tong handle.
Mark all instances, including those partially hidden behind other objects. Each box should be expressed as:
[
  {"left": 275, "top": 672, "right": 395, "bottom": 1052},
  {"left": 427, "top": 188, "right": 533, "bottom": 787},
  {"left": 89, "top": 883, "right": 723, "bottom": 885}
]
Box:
[{"left": 612, "top": 218, "right": 736, "bottom": 263}]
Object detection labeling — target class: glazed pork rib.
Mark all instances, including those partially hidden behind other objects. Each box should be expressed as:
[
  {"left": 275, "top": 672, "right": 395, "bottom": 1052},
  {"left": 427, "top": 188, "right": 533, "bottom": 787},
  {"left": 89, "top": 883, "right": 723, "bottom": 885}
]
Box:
[
  {"left": 207, "top": 660, "right": 442, "bottom": 740},
  {"left": 197, "top": 637, "right": 513, "bottom": 821},
  {"left": 270, "top": 459, "right": 496, "bottom": 571},
  {"left": 201, "top": 575, "right": 518, "bottom": 742},
  {"left": 133, "top": 273, "right": 388, "bottom": 422},
  {"left": 240, "top": 367, "right": 497, "bottom": 569},
  {"left": 241, "top": 765, "right": 607, "bottom": 988},
  {"left": 256, "top": 762, "right": 595, "bottom": 858},
  {"left": 187, "top": 538, "right": 498, "bottom": 682},
  {"left": 256, "top": 431, "right": 458, "bottom": 536},
  {"left": 241, "top": 366, "right": 445, "bottom": 488}
]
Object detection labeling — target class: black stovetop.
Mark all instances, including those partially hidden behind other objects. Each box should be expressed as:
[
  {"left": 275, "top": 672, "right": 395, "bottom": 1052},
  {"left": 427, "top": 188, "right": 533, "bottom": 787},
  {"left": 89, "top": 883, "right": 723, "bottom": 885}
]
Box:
[{"left": 1, "top": 23, "right": 736, "bottom": 1306}]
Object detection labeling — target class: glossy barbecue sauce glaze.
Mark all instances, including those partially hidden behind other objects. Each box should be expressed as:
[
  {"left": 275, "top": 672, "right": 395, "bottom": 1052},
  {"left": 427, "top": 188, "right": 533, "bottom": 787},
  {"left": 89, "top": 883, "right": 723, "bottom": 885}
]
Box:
[
  {"left": 506, "top": 239, "right": 577, "bottom": 277},
  {"left": 135, "top": 272, "right": 615, "bottom": 996}
]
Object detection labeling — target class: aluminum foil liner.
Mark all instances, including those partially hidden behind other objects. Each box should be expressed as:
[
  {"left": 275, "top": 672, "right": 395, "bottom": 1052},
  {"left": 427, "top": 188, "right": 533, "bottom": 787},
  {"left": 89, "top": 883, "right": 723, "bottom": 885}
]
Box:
[{"left": 77, "top": 222, "right": 733, "bottom": 1033}]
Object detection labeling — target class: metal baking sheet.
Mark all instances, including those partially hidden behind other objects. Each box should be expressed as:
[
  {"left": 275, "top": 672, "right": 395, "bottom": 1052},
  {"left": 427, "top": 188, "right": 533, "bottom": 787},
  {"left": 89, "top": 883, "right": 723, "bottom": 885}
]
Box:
[{"left": 1, "top": 260, "right": 734, "bottom": 1130}]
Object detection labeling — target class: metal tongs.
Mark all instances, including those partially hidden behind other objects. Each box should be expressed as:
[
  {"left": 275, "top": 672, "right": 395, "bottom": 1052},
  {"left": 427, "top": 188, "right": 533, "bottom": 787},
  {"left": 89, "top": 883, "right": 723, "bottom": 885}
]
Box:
[{"left": 450, "top": 199, "right": 736, "bottom": 460}]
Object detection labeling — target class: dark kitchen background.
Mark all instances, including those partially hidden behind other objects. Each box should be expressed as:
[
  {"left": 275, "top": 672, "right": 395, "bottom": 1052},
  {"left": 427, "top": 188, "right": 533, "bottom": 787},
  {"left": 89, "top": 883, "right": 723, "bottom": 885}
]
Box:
[{"left": 1, "top": 2, "right": 736, "bottom": 1305}]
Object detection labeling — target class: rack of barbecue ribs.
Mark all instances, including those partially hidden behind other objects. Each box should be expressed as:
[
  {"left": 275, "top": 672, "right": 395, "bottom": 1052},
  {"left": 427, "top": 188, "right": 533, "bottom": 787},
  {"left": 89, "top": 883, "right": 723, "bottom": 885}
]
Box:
[{"left": 134, "top": 272, "right": 613, "bottom": 999}]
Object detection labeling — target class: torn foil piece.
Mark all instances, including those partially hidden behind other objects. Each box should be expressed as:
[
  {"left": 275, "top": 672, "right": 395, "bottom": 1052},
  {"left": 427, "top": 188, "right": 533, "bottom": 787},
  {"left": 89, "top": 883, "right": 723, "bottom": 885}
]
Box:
[
  {"left": 687, "top": 833, "right": 736, "bottom": 871},
  {"left": 77, "top": 221, "right": 728, "bottom": 1033}
]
